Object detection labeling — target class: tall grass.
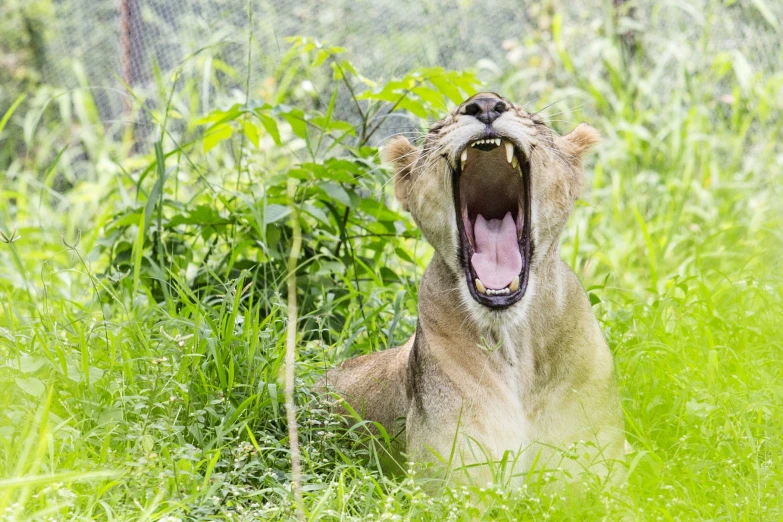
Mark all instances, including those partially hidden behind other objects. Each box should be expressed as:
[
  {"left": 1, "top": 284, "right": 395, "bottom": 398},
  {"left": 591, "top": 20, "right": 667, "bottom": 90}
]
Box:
[{"left": 1, "top": 7, "right": 782, "bottom": 521}]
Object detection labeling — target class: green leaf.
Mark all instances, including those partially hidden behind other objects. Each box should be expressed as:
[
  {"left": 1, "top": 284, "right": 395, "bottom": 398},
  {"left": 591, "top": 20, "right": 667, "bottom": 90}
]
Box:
[
  {"left": 243, "top": 121, "right": 260, "bottom": 148},
  {"left": 320, "top": 183, "right": 352, "bottom": 207},
  {"left": 282, "top": 112, "right": 308, "bottom": 141},
  {"left": 0, "top": 94, "right": 26, "bottom": 136},
  {"left": 15, "top": 377, "right": 45, "bottom": 397},
  {"left": 257, "top": 113, "right": 281, "bottom": 145},
  {"left": 395, "top": 247, "right": 415, "bottom": 264},
  {"left": 429, "top": 76, "right": 462, "bottom": 104},
  {"left": 267, "top": 383, "right": 279, "bottom": 420},
  {"left": 143, "top": 141, "right": 168, "bottom": 237},
  {"left": 203, "top": 123, "right": 233, "bottom": 153},
  {"left": 264, "top": 204, "right": 291, "bottom": 224},
  {"left": 303, "top": 204, "right": 331, "bottom": 226},
  {"left": 193, "top": 104, "right": 242, "bottom": 126},
  {"left": 168, "top": 205, "right": 231, "bottom": 227},
  {"left": 397, "top": 98, "right": 429, "bottom": 119},
  {"left": 358, "top": 198, "right": 402, "bottom": 223},
  {"left": 18, "top": 354, "right": 46, "bottom": 373},
  {"left": 412, "top": 85, "right": 446, "bottom": 107},
  {"left": 313, "top": 49, "right": 331, "bottom": 67}
]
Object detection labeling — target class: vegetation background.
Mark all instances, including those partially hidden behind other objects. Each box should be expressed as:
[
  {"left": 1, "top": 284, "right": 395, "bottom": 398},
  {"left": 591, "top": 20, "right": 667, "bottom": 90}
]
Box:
[{"left": 1, "top": 0, "right": 782, "bottom": 519}]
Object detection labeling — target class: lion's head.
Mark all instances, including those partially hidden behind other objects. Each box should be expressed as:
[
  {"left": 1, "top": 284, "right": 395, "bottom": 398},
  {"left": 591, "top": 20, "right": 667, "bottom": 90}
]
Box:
[{"left": 384, "top": 92, "right": 599, "bottom": 312}]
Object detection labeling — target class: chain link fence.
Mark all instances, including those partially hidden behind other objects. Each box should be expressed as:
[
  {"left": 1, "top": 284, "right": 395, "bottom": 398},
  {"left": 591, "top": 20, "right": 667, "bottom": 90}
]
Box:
[{"left": 39, "top": 0, "right": 782, "bottom": 131}]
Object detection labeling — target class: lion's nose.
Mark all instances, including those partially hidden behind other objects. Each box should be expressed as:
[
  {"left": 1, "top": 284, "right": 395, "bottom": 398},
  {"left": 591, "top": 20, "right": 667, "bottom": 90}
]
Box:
[{"left": 463, "top": 97, "right": 507, "bottom": 125}]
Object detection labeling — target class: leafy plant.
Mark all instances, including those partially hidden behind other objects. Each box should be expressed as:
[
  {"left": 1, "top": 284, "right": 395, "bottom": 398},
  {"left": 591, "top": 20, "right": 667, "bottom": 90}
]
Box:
[{"left": 0, "top": 5, "right": 782, "bottom": 520}]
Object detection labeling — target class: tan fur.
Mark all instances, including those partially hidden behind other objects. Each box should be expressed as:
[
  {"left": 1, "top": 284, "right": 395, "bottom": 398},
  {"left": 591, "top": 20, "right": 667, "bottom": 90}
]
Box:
[
  {"left": 562, "top": 122, "right": 601, "bottom": 158},
  {"left": 382, "top": 137, "right": 418, "bottom": 212},
  {"left": 327, "top": 94, "right": 625, "bottom": 487}
]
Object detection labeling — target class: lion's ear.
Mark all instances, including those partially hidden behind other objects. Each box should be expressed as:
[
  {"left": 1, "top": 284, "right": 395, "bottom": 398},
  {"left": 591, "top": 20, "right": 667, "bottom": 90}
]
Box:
[
  {"left": 557, "top": 123, "right": 600, "bottom": 201},
  {"left": 561, "top": 123, "right": 600, "bottom": 160},
  {"left": 382, "top": 136, "right": 420, "bottom": 212}
]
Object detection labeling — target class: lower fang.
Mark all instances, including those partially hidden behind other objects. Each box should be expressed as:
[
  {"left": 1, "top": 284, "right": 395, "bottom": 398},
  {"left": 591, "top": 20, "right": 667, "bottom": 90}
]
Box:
[
  {"left": 509, "top": 276, "right": 519, "bottom": 292},
  {"left": 475, "top": 279, "right": 487, "bottom": 294},
  {"left": 512, "top": 155, "right": 519, "bottom": 169}
]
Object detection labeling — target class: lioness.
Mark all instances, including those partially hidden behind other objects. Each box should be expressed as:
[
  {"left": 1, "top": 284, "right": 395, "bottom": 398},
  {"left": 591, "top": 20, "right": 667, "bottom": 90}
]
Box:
[{"left": 326, "top": 92, "right": 625, "bottom": 485}]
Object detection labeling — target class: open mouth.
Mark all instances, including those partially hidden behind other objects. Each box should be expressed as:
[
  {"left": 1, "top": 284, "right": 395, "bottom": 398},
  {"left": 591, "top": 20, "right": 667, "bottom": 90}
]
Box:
[{"left": 451, "top": 137, "right": 532, "bottom": 309}]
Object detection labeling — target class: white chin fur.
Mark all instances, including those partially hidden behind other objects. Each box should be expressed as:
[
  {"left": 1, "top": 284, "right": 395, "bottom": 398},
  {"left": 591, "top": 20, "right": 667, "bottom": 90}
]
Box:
[{"left": 458, "top": 271, "right": 537, "bottom": 335}]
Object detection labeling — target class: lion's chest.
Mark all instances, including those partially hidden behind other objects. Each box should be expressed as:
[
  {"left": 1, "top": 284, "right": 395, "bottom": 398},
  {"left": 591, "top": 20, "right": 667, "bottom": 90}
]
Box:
[
  {"left": 464, "top": 384, "right": 537, "bottom": 458},
  {"left": 429, "top": 375, "right": 579, "bottom": 471}
]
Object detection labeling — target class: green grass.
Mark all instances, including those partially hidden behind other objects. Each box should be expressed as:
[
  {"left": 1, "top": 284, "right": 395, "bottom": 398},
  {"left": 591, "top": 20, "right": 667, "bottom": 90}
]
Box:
[{"left": 1, "top": 16, "right": 783, "bottom": 522}]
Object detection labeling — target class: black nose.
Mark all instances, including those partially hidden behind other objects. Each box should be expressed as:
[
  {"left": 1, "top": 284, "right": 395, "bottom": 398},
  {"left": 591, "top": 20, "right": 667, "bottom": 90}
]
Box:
[{"left": 463, "top": 97, "right": 507, "bottom": 125}]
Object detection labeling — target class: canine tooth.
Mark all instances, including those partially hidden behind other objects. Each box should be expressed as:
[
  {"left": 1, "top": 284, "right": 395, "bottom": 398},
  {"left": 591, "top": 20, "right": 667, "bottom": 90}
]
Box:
[
  {"left": 509, "top": 275, "right": 519, "bottom": 292},
  {"left": 475, "top": 279, "right": 487, "bottom": 294},
  {"left": 512, "top": 154, "right": 519, "bottom": 169},
  {"left": 461, "top": 149, "right": 468, "bottom": 164},
  {"left": 505, "top": 141, "right": 514, "bottom": 163}
]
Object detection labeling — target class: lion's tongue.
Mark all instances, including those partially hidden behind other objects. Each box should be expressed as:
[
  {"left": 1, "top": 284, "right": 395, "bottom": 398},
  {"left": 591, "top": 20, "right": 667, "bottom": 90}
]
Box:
[{"left": 470, "top": 212, "right": 522, "bottom": 290}]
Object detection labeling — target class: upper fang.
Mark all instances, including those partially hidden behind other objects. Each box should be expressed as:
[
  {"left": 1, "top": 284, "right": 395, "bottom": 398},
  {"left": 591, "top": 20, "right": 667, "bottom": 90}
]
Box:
[
  {"left": 505, "top": 141, "right": 514, "bottom": 163},
  {"left": 461, "top": 149, "right": 467, "bottom": 164}
]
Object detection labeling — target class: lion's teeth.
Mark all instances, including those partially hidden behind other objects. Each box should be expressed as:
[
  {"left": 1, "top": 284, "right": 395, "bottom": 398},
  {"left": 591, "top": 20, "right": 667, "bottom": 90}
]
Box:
[
  {"left": 475, "top": 279, "right": 487, "bottom": 294},
  {"left": 486, "top": 287, "right": 510, "bottom": 296},
  {"left": 509, "top": 276, "right": 519, "bottom": 292},
  {"left": 495, "top": 138, "right": 501, "bottom": 146},
  {"left": 512, "top": 154, "right": 519, "bottom": 170},
  {"left": 504, "top": 141, "right": 514, "bottom": 163},
  {"left": 461, "top": 149, "right": 467, "bottom": 164}
]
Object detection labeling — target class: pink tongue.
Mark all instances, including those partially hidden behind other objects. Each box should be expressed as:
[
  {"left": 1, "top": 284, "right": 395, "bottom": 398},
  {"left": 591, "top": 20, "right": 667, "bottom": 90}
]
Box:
[{"left": 470, "top": 212, "right": 522, "bottom": 289}]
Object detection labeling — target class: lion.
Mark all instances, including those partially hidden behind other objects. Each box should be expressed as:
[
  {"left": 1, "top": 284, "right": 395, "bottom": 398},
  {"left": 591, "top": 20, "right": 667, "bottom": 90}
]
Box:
[{"left": 324, "top": 92, "right": 626, "bottom": 486}]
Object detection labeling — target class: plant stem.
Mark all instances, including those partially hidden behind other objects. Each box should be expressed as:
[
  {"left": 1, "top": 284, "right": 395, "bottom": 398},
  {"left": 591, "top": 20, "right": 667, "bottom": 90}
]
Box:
[{"left": 285, "top": 177, "right": 305, "bottom": 521}]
